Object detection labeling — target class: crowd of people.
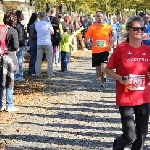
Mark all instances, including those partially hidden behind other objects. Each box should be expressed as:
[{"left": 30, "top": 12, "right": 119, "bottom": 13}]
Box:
[
  {"left": 0, "top": 8, "right": 97, "bottom": 112},
  {"left": 0, "top": 6, "right": 150, "bottom": 149}
]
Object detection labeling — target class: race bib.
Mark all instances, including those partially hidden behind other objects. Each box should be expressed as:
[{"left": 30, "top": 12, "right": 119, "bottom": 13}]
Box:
[
  {"left": 127, "top": 74, "right": 145, "bottom": 90},
  {"left": 143, "top": 33, "right": 150, "bottom": 40},
  {"left": 96, "top": 40, "right": 106, "bottom": 47}
]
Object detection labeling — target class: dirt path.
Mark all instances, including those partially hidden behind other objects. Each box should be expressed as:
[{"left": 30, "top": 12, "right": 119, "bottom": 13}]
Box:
[{"left": 0, "top": 50, "right": 149, "bottom": 150}]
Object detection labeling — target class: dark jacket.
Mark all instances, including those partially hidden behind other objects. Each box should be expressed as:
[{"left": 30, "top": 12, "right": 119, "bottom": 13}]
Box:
[
  {"left": 6, "top": 27, "right": 19, "bottom": 51},
  {"left": 51, "top": 24, "right": 60, "bottom": 46},
  {"left": 15, "top": 21, "right": 27, "bottom": 47},
  {"left": 2, "top": 27, "right": 19, "bottom": 89},
  {"left": 29, "top": 23, "right": 37, "bottom": 43}
]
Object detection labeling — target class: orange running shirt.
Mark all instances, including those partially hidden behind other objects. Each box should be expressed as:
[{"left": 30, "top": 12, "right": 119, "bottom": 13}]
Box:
[{"left": 85, "top": 23, "right": 113, "bottom": 53}]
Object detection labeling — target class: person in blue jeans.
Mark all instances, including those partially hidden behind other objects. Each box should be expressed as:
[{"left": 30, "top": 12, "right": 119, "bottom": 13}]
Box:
[
  {"left": 61, "top": 51, "right": 70, "bottom": 71},
  {"left": 0, "top": 12, "right": 19, "bottom": 112},
  {"left": 14, "top": 10, "right": 27, "bottom": 81},
  {"left": 59, "top": 26, "right": 74, "bottom": 72},
  {"left": 27, "top": 13, "right": 38, "bottom": 76},
  {"left": 0, "top": 85, "right": 15, "bottom": 111},
  {"left": 15, "top": 46, "right": 25, "bottom": 79}
]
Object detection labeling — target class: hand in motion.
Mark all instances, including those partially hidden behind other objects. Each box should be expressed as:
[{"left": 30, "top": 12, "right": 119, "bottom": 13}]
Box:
[{"left": 118, "top": 77, "right": 131, "bottom": 85}]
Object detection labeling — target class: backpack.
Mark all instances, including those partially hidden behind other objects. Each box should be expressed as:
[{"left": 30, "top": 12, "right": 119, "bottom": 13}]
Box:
[
  {"left": 54, "top": 31, "right": 61, "bottom": 46},
  {"left": 0, "top": 25, "right": 8, "bottom": 56}
]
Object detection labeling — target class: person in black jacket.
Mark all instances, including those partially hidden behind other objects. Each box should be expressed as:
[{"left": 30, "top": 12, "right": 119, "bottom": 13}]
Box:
[
  {"left": 51, "top": 17, "right": 61, "bottom": 67},
  {"left": 14, "top": 10, "right": 27, "bottom": 81},
  {"left": 27, "top": 13, "right": 38, "bottom": 76},
  {"left": 0, "top": 12, "right": 19, "bottom": 112}
]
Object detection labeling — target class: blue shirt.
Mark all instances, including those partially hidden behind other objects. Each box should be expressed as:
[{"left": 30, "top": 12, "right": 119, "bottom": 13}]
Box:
[
  {"left": 104, "top": 19, "right": 110, "bottom": 24},
  {"left": 111, "top": 24, "right": 118, "bottom": 36},
  {"left": 143, "top": 23, "right": 150, "bottom": 46},
  {"left": 116, "top": 22, "right": 121, "bottom": 31}
]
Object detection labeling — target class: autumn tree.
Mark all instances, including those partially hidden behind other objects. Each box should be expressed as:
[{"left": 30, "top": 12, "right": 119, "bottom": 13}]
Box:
[{"left": 34, "top": 0, "right": 150, "bottom": 15}]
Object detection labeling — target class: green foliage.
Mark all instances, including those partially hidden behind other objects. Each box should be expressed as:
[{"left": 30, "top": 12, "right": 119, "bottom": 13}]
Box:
[
  {"left": 35, "top": 0, "right": 57, "bottom": 12},
  {"left": 3, "top": 1, "right": 24, "bottom": 12},
  {"left": 34, "top": 0, "right": 150, "bottom": 15}
]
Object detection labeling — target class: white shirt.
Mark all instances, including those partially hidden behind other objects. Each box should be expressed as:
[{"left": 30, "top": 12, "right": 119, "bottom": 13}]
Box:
[{"left": 35, "top": 21, "right": 53, "bottom": 45}]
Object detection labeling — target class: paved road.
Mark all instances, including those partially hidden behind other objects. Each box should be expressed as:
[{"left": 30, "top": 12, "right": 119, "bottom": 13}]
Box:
[{"left": 0, "top": 49, "right": 150, "bottom": 150}]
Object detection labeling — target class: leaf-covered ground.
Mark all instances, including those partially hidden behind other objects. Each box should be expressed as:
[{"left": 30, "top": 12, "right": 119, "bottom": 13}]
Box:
[
  {"left": 0, "top": 51, "right": 82, "bottom": 126},
  {"left": 0, "top": 50, "right": 149, "bottom": 150}
]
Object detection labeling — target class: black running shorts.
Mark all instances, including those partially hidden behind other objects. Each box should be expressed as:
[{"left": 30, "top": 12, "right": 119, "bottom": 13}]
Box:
[{"left": 92, "top": 51, "right": 109, "bottom": 67}]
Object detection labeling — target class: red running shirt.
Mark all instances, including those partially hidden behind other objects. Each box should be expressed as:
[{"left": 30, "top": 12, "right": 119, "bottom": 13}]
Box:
[{"left": 107, "top": 41, "right": 150, "bottom": 106}]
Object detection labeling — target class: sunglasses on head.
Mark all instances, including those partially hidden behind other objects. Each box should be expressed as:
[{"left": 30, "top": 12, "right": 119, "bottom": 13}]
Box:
[{"left": 129, "top": 26, "right": 146, "bottom": 31}]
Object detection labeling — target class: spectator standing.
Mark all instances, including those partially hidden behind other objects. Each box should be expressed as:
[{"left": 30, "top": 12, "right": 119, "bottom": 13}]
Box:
[
  {"left": 82, "top": 15, "right": 92, "bottom": 37},
  {"left": 27, "top": 13, "right": 38, "bottom": 76},
  {"left": 61, "top": 16, "right": 74, "bottom": 60},
  {"left": 82, "top": 15, "right": 92, "bottom": 49},
  {"left": 59, "top": 25, "right": 83, "bottom": 72},
  {"left": 35, "top": 12, "right": 54, "bottom": 77},
  {"left": 58, "top": 13, "right": 64, "bottom": 22},
  {"left": 70, "top": 16, "right": 77, "bottom": 52},
  {"left": 61, "top": 16, "right": 74, "bottom": 35},
  {"left": 0, "top": 12, "right": 19, "bottom": 111},
  {"left": 74, "top": 14, "right": 86, "bottom": 51},
  {"left": 14, "top": 10, "right": 27, "bottom": 81},
  {"left": 59, "top": 26, "right": 74, "bottom": 72},
  {"left": 105, "top": 16, "right": 150, "bottom": 150},
  {"left": 46, "top": 8, "right": 57, "bottom": 22},
  {"left": 51, "top": 17, "right": 61, "bottom": 67}
]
